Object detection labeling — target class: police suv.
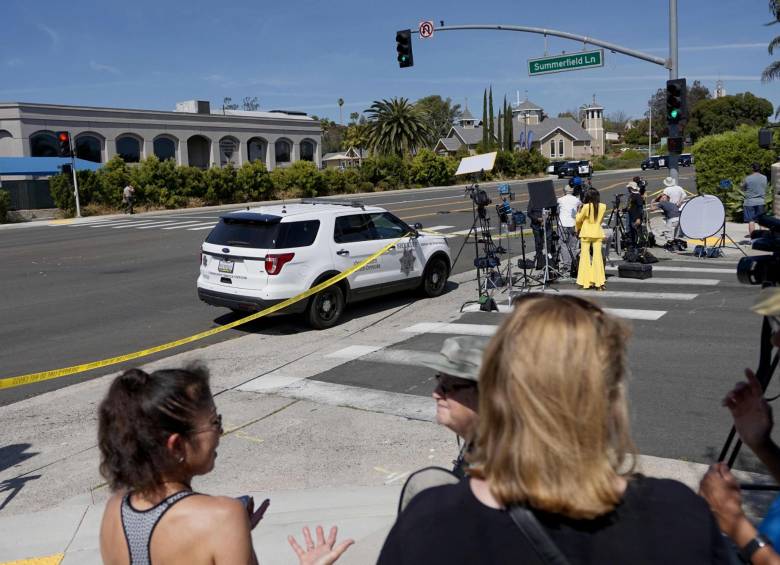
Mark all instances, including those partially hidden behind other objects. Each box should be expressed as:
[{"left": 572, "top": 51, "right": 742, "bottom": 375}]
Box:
[{"left": 197, "top": 200, "right": 451, "bottom": 329}]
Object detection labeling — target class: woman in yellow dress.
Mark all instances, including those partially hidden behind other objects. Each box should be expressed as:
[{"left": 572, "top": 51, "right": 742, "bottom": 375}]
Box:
[{"left": 575, "top": 187, "right": 607, "bottom": 290}]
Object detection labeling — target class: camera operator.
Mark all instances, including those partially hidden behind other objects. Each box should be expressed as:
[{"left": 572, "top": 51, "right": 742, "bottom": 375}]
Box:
[
  {"left": 569, "top": 175, "right": 584, "bottom": 201},
  {"left": 649, "top": 193, "right": 680, "bottom": 246},
  {"left": 626, "top": 181, "right": 645, "bottom": 249},
  {"left": 557, "top": 185, "right": 581, "bottom": 274}
]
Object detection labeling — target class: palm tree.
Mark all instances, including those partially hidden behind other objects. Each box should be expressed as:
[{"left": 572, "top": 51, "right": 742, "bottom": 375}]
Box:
[
  {"left": 763, "top": 1, "right": 780, "bottom": 116},
  {"left": 364, "top": 98, "right": 432, "bottom": 157}
]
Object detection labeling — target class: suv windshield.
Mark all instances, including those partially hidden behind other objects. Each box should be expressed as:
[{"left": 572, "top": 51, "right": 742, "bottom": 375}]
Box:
[{"left": 206, "top": 218, "right": 320, "bottom": 248}]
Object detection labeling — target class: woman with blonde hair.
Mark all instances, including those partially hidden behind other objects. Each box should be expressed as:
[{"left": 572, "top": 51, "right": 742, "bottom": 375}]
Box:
[
  {"left": 377, "top": 295, "right": 729, "bottom": 564},
  {"left": 575, "top": 187, "right": 607, "bottom": 290}
]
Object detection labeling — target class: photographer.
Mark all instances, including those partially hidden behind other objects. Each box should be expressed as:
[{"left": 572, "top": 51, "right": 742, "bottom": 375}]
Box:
[
  {"left": 649, "top": 194, "right": 680, "bottom": 246},
  {"left": 626, "top": 182, "right": 645, "bottom": 249}
]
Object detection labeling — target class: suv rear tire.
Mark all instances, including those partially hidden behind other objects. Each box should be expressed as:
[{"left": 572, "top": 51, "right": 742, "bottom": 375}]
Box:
[
  {"left": 306, "top": 285, "right": 345, "bottom": 329},
  {"left": 421, "top": 257, "right": 449, "bottom": 297}
]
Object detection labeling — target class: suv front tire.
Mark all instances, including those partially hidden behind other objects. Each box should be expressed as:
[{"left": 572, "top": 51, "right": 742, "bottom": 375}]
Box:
[{"left": 421, "top": 256, "right": 449, "bottom": 298}]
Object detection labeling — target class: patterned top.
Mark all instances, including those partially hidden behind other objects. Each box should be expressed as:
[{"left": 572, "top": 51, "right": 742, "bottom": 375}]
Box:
[{"left": 120, "top": 490, "right": 195, "bottom": 565}]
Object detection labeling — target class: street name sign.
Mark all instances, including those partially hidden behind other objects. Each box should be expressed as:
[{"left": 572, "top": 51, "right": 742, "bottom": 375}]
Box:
[{"left": 528, "top": 50, "right": 604, "bottom": 76}]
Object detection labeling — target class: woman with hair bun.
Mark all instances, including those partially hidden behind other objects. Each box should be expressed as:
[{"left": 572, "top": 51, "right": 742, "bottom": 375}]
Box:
[
  {"left": 575, "top": 187, "right": 607, "bottom": 290},
  {"left": 377, "top": 295, "right": 730, "bottom": 564},
  {"left": 98, "top": 364, "right": 352, "bottom": 565}
]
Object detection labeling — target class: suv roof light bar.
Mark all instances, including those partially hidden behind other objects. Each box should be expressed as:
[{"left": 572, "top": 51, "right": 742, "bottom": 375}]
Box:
[{"left": 300, "top": 198, "right": 365, "bottom": 209}]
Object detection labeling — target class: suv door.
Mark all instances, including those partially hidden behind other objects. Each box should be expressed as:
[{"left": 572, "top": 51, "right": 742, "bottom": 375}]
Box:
[
  {"left": 332, "top": 213, "right": 388, "bottom": 289},
  {"left": 368, "top": 212, "right": 423, "bottom": 282}
]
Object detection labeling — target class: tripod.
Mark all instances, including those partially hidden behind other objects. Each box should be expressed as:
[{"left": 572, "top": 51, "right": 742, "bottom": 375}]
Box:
[
  {"left": 458, "top": 183, "right": 501, "bottom": 312},
  {"left": 535, "top": 209, "right": 562, "bottom": 290},
  {"left": 605, "top": 199, "right": 628, "bottom": 260}
]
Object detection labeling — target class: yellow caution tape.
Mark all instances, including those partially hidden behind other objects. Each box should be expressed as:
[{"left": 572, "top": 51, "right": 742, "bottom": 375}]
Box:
[
  {"left": 0, "top": 234, "right": 411, "bottom": 390},
  {"left": 0, "top": 554, "right": 64, "bottom": 565}
]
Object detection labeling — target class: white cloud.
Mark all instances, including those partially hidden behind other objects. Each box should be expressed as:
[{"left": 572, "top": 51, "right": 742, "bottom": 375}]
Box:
[
  {"left": 90, "top": 61, "right": 121, "bottom": 75},
  {"left": 36, "top": 24, "right": 60, "bottom": 49}
]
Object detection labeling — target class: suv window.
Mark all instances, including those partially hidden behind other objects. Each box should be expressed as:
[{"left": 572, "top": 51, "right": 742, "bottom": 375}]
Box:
[
  {"left": 370, "top": 212, "right": 409, "bottom": 239},
  {"left": 334, "top": 214, "right": 375, "bottom": 243},
  {"left": 206, "top": 219, "right": 320, "bottom": 248}
]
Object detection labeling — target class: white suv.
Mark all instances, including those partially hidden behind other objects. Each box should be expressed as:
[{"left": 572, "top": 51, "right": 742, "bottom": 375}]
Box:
[{"left": 197, "top": 200, "right": 452, "bottom": 329}]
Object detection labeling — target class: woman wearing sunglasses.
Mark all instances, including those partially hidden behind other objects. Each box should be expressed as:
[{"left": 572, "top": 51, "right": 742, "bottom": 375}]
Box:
[
  {"left": 98, "top": 364, "right": 352, "bottom": 565},
  {"left": 378, "top": 294, "right": 730, "bottom": 564}
]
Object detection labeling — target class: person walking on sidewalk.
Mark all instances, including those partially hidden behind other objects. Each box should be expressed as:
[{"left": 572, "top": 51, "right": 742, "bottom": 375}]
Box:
[
  {"left": 575, "top": 188, "right": 606, "bottom": 290},
  {"left": 98, "top": 364, "right": 352, "bottom": 565},
  {"left": 122, "top": 184, "right": 136, "bottom": 214},
  {"left": 377, "top": 294, "right": 731, "bottom": 565},
  {"left": 742, "top": 163, "right": 768, "bottom": 239}
]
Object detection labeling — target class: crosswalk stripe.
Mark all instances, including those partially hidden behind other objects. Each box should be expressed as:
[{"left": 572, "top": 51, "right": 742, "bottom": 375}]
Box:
[
  {"left": 403, "top": 322, "right": 497, "bottom": 336},
  {"left": 135, "top": 221, "right": 182, "bottom": 229},
  {"left": 327, "top": 347, "right": 441, "bottom": 367},
  {"left": 608, "top": 265, "right": 733, "bottom": 274},
  {"left": 161, "top": 221, "right": 211, "bottom": 230},
  {"left": 607, "top": 276, "right": 720, "bottom": 286},
  {"left": 86, "top": 220, "right": 154, "bottom": 228},
  {"left": 325, "top": 345, "right": 385, "bottom": 361},
  {"left": 456, "top": 306, "right": 666, "bottom": 321},
  {"left": 186, "top": 223, "right": 217, "bottom": 231},
  {"left": 545, "top": 289, "right": 698, "bottom": 300},
  {"left": 107, "top": 220, "right": 162, "bottom": 229}
]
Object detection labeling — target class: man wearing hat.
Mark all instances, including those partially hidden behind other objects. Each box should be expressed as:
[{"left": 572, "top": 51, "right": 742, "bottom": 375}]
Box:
[
  {"left": 422, "top": 336, "right": 488, "bottom": 478},
  {"left": 626, "top": 181, "right": 645, "bottom": 249},
  {"left": 662, "top": 176, "right": 686, "bottom": 207}
]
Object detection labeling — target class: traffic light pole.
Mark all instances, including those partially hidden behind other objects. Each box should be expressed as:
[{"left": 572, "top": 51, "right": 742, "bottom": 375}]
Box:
[
  {"left": 667, "top": 0, "right": 681, "bottom": 181},
  {"left": 70, "top": 153, "right": 81, "bottom": 218}
]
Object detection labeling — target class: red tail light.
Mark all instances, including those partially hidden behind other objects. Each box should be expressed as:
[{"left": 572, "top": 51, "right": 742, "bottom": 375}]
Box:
[{"left": 265, "top": 253, "right": 295, "bottom": 275}]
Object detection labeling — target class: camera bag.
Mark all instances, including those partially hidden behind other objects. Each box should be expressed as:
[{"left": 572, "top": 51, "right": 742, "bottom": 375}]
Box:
[{"left": 618, "top": 262, "right": 653, "bottom": 279}]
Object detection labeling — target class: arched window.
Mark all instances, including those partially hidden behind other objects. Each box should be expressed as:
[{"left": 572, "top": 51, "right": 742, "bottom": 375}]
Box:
[
  {"left": 30, "top": 131, "right": 59, "bottom": 157},
  {"left": 116, "top": 135, "right": 141, "bottom": 163},
  {"left": 248, "top": 138, "right": 267, "bottom": 164},
  {"left": 219, "top": 136, "right": 239, "bottom": 167},
  {"left": 549, "top": 140, "right": 556, "bottom": 158},
  {"left": 275, "top": 139, "right": 291, "bottom": 164},
  {"left": 300, "top": 140, "right": 315, "bottom": 162},
  {"left": 558, "top": 139, "right": 564, "bottom": 158},
  {"left": 154, "top": 137, "right": 177, "bottom": 161},
  {"left": 187, "top": 135, "right": 211, "bottom": 169},
  {"left": 0, "top": 130, "right": 13, "bottom": 157},
  {"left": 75, "top": 134, "right": 103, "bottom": 163}
]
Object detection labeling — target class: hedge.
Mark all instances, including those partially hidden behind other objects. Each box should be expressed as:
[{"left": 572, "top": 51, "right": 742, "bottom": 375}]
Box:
[
  {"left": 0, "top": 189, "right": 9, "bottom": 223},
  {"left": 691, "top": 125, "right": 777, "bottom": 220},
  {"left": 49, "top": 151, "right": 549, "bottom": 216}
]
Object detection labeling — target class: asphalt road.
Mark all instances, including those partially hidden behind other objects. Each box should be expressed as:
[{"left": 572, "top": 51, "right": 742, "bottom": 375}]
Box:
[{"left": 0, "top": 168, "right": 693, "bottom": 405}]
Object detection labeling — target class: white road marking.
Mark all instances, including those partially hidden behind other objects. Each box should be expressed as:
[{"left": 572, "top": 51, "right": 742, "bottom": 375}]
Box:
[
  {"left": 603, "top": 308, "right": 667, "bottom": 321},
  {"left": 108, "top": 220, "right": 168, "bottom": 228},
  {"left": 237, "top": 374, "right": 305, "bottom": 392},
  {"left": 325, "top": 345, "right": 385, "bottom": 361},
  {"left": 134, "top": 221, "right": 182, "bottom": 229},
  {"left": 161, "top": 221, "right": 213, "bottom": 229},
  {"left": 87, "top": 220, "right": 158, "bottom": 228},
  {"left": 422, "top": 225, "right": 455, "bottom": 232},
  {"left": 608, "top": 265, "right": 733, "bottom": 274},
  {"left": 187, "top": 223, "right": 218, "bottom": 231},
  {"left": 403, "top": 322, "right": 498, "bottom": 336},
  {"left": 607, "top": 276, "right": 720, "bottom": 286},
  {"left": 547, "top": 289, "right": 698, "bottom": 300}
]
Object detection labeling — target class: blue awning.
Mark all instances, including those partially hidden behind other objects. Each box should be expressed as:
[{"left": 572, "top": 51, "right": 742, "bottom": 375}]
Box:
[{"left": 0, "top": 157, "right": 103, "bottom": 176}]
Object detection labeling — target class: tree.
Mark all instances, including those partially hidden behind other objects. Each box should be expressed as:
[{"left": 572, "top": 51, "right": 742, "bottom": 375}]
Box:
[
  {"left": 622, "top": 118, "right": 659, "bottom": 146},
  {"left": 687, "top": 80, "right": 712, "bottom": 110},
  {"left": 647, "top": 88, "right": 668, "bottom": 137},
  {"left": 504, "top": 100, "right": 513, "bottom": 152},
  {"left": 242, "top": 96, "right": 259, "bottom": 111},
  {"left": 763, "top": 0, "right": 780, "bottom": 115},
  {"left": 488, "top": 87, "right": 495, "bottom": 150},
  {"left": 364, "top": 98, "right": 432, "bottom": 157},
  {"left": 604, "top": 110, "right": 629, "bottom": 133},
  {"left": 349, "top": 112, "right": 360, "bottom": 124},
  {"left": 343, "top": 122, "right": 369, "bottom": 149},
  {"left": 557, "top": 109, "right": 579, "bottom": 120},
  {"left": 414, "top": 95, "right": 462, "bottom": 143},
  {"left": 482, "top": 89, "right": 488, "bottom": 149},
  {"left": 222, "top": 97, "right": 239, "bottom": 111},
  {"left": 687, "top": 92, "right": 773, "bottom": 141},
  {"left": 318, "top": 118, "right": 345, "bottom": 153},
  {"left": 497, "top": 109, "right": 503, "bottom": 148}
]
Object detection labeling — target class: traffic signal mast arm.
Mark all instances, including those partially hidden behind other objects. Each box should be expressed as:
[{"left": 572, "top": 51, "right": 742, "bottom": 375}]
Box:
[{"left": 407, "top": 24, "right": 670, "bottom": 69}]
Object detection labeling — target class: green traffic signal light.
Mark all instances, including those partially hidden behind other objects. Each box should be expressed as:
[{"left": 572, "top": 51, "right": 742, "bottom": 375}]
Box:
[{"left": 670, "top": 109, "right": 679, "bottom": 119}]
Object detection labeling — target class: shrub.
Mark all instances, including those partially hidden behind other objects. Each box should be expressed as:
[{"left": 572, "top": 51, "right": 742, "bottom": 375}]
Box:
[
  {"left": 410, "top": 149, "right": 455, "bottom": 186},
  {"left": 0, "top": 189, "right": 9, "bottom": 223},
  {"left": 515, "top": 150, "right": 548, "bottom": 177},
  {"left": 692, "top": 125, "right": 776, "bottom": 220},
  {"left": 131, "top": 156, "right": 181, "bottom": 207},
  {"left": 493, "top": 150, "right": 518, "bottom": 177},
  {"left": 96, "top": 156, "right": 131, "bottom": 206},
  {"left": 50, "top": 173, "right": 76, "bottom": 214},
  {"left": 285, "top": 160, "right": 323, "bottom": 197},
  {"left": 359, "top": 155, "right": 409, "bottom": 188},
  {"left": 236, "top": 160, "right": 274, "bottom": 202},
  {"left": 177, "top": 166, "right": 207, "bottom": 199},
  {"left": 203, "top": 164, "right": 238, "bottom": 205}
]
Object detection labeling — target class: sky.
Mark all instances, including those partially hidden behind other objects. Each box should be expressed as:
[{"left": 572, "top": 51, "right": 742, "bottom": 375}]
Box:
[{"left": 1, "top": 0, "right": 779, "bottom": 124}]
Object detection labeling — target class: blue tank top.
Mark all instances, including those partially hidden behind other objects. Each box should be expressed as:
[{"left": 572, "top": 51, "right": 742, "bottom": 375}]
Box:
[{"left": 120, "top": 490, "right": 195, "bottom": 565}]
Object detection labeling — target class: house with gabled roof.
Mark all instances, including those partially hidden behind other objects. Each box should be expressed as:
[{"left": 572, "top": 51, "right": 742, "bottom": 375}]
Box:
[
  {"left": 433, "top": 108, "right": 497, "bottom": 156},
  {"left": 321, "top": 146, "right": 369, "bottom": 169}
]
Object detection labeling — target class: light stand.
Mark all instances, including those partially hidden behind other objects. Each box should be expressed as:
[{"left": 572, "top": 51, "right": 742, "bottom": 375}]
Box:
[{"left": 537, "top": 209, "right": 562, "bottom": 291}]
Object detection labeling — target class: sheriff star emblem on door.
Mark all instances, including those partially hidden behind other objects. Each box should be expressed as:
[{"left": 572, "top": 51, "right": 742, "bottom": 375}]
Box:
[{"left": 400, "top": 247, "right": 416, "bottom": 276}]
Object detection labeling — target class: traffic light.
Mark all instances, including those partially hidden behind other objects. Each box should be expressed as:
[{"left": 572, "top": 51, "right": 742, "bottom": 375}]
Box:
[
  {"left": 667, "top": 136, "right": 684, "bottom": 154},
  {"left": 56, "top": 131, "right": 72, "bottom": 157},
  {"left": 666, "top": 78, "right": 687, "bottom": 125},
  {"left": 396, "top": 29, "right": 413, "bottom": 68}
]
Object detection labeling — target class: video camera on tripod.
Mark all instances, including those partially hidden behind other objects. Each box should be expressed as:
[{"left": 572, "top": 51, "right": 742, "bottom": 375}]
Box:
[
  {"left": 465, "top": 185, "right": 491, "bottom": 218},
  {"left": 738, "top": 215, "right": 780, "bottom": 285}
]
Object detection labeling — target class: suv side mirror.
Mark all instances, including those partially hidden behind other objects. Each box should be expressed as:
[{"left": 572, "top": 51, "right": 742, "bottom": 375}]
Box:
[{"left": 412, "top": 222, "right": 423, "bottom": 230}]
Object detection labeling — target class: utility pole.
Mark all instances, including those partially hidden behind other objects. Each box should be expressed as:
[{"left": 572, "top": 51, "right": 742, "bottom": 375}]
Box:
[
  {"left": 667, "top": 0, "right": 681, "bottom": 181},
  {"left": 648, "top": 106, "right": 652, "bottom": 159}
]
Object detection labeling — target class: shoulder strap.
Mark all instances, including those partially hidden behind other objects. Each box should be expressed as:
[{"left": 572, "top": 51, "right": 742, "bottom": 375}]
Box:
[{"left": 507, "top": 505, "right": 571, "bottom": 565}]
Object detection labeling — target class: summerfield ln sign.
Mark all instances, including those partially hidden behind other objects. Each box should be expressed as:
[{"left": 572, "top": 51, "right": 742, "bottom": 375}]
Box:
[{"left": 528, "top": 49, "right": 604, "bottom": 76}]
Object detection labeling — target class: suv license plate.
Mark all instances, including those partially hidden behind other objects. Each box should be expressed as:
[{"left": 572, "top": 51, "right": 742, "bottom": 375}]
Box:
[{"left": 218, "top": 260, "right": 234, "bottom": 274}]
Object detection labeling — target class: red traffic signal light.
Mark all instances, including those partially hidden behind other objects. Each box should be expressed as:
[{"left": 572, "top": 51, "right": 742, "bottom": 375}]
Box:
[
  {"left": 395, "top": 29, "right": 414, "bottom": 68},
  {"left": 56, "top": 131, "right": 72, "bottom": 157}
]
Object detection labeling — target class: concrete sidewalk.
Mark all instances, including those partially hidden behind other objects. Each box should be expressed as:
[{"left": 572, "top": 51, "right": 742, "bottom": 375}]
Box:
[{"left": 0, "top": 455, "right": 776, "bottom": 565}]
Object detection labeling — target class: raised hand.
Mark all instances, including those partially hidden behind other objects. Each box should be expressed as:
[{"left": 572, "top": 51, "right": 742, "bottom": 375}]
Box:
[
  {"left": 723, "top": 368, "right": 773, "bottom": 450},
  {"left": 288, "top": 525, "right": 354, "bottom": 565}
]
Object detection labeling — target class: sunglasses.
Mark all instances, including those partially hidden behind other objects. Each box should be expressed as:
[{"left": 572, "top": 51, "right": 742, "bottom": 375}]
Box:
[
  {"left": 435, "top": 374, "right": 477, "bottom": 395},
  {"left": 193, "top": 413, "right": 223, "bottom": 435}
]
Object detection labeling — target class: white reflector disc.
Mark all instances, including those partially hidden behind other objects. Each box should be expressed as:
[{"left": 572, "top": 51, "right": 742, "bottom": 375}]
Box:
[{"left": 679, "top": 195, "right": 725, "bottom": 239}]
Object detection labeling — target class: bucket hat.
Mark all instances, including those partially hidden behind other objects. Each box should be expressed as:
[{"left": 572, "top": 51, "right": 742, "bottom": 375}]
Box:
[{"left": 421, "top": 336, "right": 488, "bottom": 382}]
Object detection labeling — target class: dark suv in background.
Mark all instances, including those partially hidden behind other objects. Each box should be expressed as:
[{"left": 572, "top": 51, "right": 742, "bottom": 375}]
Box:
[{"left": 557, "top": 160, "right": 593, "bottom": 178}]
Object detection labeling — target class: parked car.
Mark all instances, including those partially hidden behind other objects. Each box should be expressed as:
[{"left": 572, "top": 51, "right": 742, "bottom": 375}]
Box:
[
  {"left": 546, "top": 160, "right": 567, "bottom": 175},
  {"left": 640, "top": 155, "right": 669, "bottom": 170},
  {"left": 557, "top": 160, "right": 592, "bottom": 178},
  {"left": 679, "top": 153, "right": 693, "bottom": 167},
  {"left": 197, "top": 200, "right": 452, "bottom": 329}
]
